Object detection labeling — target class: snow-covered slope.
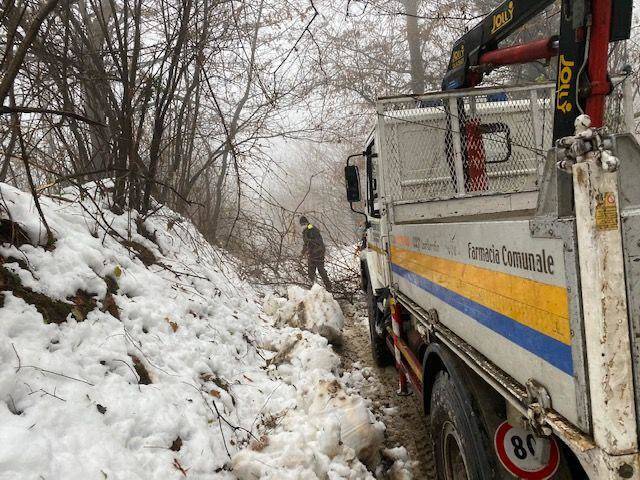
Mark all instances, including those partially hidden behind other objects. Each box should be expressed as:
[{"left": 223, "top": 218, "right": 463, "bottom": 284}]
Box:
[{"left": 0, "top": 183, "right": 386, "bottom": 480}]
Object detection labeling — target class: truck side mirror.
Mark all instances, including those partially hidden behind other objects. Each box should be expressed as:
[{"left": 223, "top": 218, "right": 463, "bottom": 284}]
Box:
[{"left": 345, "top": 165, "right": 361, "bottom": 203}]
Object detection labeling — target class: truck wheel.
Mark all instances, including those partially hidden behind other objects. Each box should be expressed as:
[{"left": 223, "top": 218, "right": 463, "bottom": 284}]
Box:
[
  {"left": 366, "top": 282, "right": 393, "bottom": 367},
  {"left": 431, "top": 370, "right": 496, "bottom": 480}
]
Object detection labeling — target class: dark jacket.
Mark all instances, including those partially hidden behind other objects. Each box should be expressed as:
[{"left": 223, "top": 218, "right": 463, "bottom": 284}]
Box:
[{"left": 302, "top": 223, "right": 325, "bottom": 259}]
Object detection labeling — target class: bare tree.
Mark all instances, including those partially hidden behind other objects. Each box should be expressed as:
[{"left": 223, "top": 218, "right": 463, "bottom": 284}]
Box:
[{"left": 0, "top": 0, "right": 61, "bottom": 105}]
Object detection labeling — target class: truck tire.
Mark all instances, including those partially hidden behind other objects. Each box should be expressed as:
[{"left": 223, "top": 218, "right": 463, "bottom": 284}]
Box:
[
  {"left": 431, "top": 369, "right": 496, "bottom": 480},
  {"left": 366, "top": 282, "right": 393, "bottom": 367}
]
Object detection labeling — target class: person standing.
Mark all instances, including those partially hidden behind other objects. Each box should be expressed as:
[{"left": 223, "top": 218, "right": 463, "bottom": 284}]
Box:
[{"left": 299, "top": 216, "right": 332, "bottom": 290}]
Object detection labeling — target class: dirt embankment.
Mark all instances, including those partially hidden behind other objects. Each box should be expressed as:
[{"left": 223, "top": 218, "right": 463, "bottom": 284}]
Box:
[{"left": 338, "top": 300, "right": 436, "bottom": 480}]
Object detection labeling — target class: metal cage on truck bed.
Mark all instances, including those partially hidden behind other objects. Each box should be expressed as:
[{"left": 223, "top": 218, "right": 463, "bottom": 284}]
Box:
[{"left": 376, "top": 80, "right": 634, "bottom": 223}]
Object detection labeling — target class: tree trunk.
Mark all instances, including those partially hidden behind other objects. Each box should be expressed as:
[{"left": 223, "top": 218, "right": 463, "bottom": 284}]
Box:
[
  {"left": 0, "top": 0, "right": 61, "bottom": 105},
  {"left": 210, "top": 150, "right": 230, "bottom": 243},
  {"left": 78, "top": 0, "right": 114, "bottom": 176},
  {"left": 401, "top": 0, "right": 425, "bottom": 94},
  {"left": 142, "top": 0, "right": 193, "bottom": 214}
]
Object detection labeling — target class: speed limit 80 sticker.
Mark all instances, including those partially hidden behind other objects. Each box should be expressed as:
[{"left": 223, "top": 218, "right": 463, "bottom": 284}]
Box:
[{"left": 494, "top": 422, "right": 560, "bottom": 479}]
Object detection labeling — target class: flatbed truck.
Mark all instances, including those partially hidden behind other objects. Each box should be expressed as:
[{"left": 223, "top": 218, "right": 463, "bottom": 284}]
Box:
[{"left": 344, "top": 1, "right": 640, "bottom": 478}]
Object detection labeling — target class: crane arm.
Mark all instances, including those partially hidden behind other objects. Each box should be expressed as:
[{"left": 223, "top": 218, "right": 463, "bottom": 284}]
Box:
[
  {"left": 442, "top": 0, "right": 555, "bottom": 91},
  {"left": 441, "top": 0, "right": 633, "bottom": 140}
]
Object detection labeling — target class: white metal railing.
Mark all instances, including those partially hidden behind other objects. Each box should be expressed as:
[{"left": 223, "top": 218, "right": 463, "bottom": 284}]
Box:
[{"left": 377, "top": 78, "right": 631, "bottom": 205}]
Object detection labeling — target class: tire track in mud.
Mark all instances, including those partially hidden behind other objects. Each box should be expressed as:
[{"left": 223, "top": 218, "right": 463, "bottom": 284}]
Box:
[{"left": 338, "top": 299, "right": 436, "bottom": 480}]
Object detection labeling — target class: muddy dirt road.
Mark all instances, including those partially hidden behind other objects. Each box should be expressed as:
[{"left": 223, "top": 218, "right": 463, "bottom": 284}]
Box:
[{"left": 338, "top": 299, "right": 436, "bottom": 480}]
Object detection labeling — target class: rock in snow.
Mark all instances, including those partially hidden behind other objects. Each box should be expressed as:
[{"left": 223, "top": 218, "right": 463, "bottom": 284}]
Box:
[
  {"left": 265, "top": 285, "right": 345, "bottom": 344},
  {"left": 0, "top": 182, "right": 395, "bottom": 480}
]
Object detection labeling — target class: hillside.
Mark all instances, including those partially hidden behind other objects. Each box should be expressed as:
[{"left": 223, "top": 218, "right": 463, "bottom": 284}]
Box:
[{"left": 0, "top": 183, "right": 404, "bottom": 480}]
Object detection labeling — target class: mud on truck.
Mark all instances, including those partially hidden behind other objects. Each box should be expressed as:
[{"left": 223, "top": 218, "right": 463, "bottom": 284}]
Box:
[{"left": 344, "top": 1, "right": 640, "bottom": 479}]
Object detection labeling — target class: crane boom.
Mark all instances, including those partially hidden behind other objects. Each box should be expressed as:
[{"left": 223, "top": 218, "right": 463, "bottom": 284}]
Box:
[
  {"left": 442, "top": 0, "right": 633, "bottom": 141},
  {"left": 442, "top": 0, "right": 555, "bottom": 91}
]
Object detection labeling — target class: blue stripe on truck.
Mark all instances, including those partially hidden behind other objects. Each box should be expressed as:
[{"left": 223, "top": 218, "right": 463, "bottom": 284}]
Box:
[{"left": 392, "top": 263, "right": 574, "bottom": 376}]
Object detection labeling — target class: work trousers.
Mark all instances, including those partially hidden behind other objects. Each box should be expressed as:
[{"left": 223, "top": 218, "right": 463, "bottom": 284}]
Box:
[{"left": 307, "top": 256, "right": 332, "bottom": 290}]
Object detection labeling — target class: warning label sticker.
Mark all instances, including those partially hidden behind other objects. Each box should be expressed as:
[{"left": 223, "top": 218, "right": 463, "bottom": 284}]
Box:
[{"left": 595, "top": 192, "right": 619, "bottom": 231}]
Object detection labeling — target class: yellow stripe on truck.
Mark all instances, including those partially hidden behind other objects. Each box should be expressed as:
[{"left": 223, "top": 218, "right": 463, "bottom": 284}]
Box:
[{"left": 390, "top": 246, "right": 571, "bottom": 345}]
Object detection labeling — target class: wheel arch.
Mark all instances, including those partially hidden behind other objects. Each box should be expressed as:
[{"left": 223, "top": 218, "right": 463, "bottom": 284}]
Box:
[
  {"left": 423, "top": 342, "right": 465, "bottom": 416},
  {"left": 422, "top": 341, "right": 587, "bottom": 479},
  {"left": 423, "top": 341, "right": 506, "bottom": 418}
]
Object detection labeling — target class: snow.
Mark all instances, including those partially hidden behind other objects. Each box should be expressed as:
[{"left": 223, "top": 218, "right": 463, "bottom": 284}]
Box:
[
  {"left": 232, "top": 335, "right": 385, "bottom": 478},
  {"left": 0, "top": 182, "right": 396, "bottom": 479},
  {"left": 265, "top": 285, "right": 345, "bottom": 344},
  {"left": 380, "top": 448, "right": 413, "bottom": 480},
  {"left": 340, "top": 363, "right": 415, "bottom": 479}
]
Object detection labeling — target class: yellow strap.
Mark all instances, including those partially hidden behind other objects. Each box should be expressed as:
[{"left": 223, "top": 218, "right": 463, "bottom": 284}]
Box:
[{"left": 307, "top": 224, "right": 313, "bottom": 229}]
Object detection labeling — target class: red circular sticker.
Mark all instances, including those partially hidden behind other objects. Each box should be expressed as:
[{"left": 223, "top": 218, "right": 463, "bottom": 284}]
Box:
[{"left": 494, "top": 422, "right": 560, "bottom": 480}]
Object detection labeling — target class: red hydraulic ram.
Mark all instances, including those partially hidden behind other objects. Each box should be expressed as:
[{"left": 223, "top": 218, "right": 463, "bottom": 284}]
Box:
[
  {"left": 479, "top": 36, "right": 559, "bottom": 68},
  {"left": 585, "top": 0, "right": 613, "bottom": 127},
  {"left": 467, "top": 36, "right": 559, "bottom": 87}
]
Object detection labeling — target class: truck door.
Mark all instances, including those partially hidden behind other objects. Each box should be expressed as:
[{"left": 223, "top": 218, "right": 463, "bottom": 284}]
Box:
[{"left": 365, "top": 141, "right": 389, "bottom": 292}]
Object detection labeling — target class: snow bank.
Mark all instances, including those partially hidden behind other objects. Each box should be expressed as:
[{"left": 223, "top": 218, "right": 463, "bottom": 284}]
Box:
[
  {"left": 233, "top": 328, "right": 385, "bottom": 479},
  {"left": 265, "top": 284, "right": 345, "bottom": 344},
  {"left": 0, "top": 182, "right": 385, "bottom": 479},
  {"left": 341, "top": 363, "right": 416, "bottom": 479},
  {"left": 380, "top": 447, "right": 414, "bottom": 480}
]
